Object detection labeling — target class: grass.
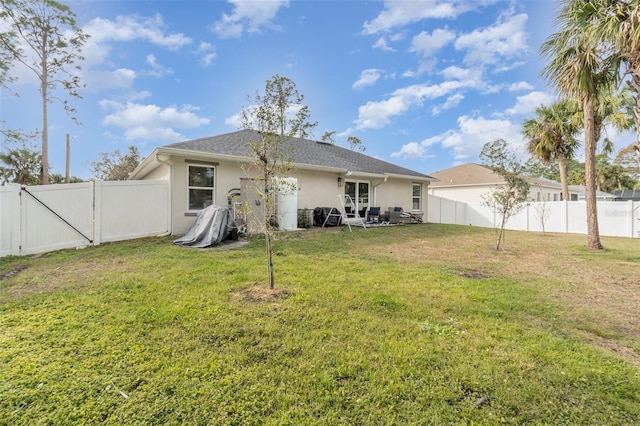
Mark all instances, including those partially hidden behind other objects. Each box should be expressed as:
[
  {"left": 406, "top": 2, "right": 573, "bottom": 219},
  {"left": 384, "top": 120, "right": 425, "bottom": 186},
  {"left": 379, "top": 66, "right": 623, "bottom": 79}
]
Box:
[{"left": 0, "top": 224, "right": 639, "bottom": 425}]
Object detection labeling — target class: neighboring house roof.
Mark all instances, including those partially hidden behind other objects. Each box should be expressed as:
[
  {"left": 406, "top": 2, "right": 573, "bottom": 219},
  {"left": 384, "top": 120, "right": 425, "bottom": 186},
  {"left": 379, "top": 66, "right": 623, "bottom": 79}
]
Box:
[
  {"left": 612, "top": 189, "right": 640, "bottom": 200},
  {"left": 429, "top": 163, "right": 502, "bottom": 187},
  {"left": 569, "top": 185, "right": 618, "bottom": 200},
  {"left": 132, "top": 129, "right": 435, "bottom": 181},
  {"left": 428, "top": 163, "right": 565, "bottom": 189}
]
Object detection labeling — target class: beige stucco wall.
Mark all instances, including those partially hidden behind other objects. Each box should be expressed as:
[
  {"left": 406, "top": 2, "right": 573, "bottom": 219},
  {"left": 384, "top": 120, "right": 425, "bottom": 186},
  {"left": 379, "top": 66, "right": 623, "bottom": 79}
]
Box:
[{"left": 138, "top": 155, "right": 430, "bottom": 235}]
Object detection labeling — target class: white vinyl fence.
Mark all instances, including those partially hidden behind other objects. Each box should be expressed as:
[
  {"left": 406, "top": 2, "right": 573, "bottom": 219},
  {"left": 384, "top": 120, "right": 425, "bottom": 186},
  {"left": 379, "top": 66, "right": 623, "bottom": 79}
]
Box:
[
  {"left": 428, "top": 194, "right": 640, "bottom": 238},
  {"left": 0, "top": 180, "right": 169, "bottom": 257}
]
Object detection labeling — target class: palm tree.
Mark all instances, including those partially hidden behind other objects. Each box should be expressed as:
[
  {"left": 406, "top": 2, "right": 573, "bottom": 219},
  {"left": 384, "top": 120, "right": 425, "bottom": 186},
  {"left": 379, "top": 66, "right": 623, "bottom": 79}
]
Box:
[
  {"left": 523, "top": 99, "right": 581, "bottom": 201},
  {"left": 541, "top": 0, "right": 620, "bottom": 249},
  {"left": 587, "top": 0, "right": 640, "bottom": 151},
  {"left": 0, "top": 145, "right": 41, "bottom": 185}
]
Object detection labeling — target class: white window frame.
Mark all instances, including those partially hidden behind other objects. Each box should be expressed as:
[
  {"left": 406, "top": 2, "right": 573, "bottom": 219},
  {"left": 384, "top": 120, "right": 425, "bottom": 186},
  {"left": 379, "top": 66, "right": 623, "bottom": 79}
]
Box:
[
  {"left": 412, "top": 183, "right": 422, "bottom": 211},
  {"left": 187, "top": 164, "right": 215, "bottom": 211},
  {"left": 345, "top": 180, "right": 370, "bottom": 215}
]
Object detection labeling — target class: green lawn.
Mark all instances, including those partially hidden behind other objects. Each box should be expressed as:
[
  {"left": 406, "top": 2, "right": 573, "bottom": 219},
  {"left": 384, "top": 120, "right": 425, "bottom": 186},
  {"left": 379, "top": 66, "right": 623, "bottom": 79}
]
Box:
[{"left": 1, "top": 224, "right": 639, "bottom": 425}]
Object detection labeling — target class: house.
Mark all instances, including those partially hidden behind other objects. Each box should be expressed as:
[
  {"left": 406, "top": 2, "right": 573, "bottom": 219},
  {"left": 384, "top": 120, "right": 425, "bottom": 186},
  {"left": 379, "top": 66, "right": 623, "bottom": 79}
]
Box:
[
  {"left": 129, "top": 129, "right": 435, "bottom": 235},
  {"left": 611, "top": 189, "right": 640, "bottom": 201},
  {"left": 427, "top": 163, "right": 578, "bottom": 203},
  {"left": 571, "top": 185, "right": 619, "bottom": 201}
]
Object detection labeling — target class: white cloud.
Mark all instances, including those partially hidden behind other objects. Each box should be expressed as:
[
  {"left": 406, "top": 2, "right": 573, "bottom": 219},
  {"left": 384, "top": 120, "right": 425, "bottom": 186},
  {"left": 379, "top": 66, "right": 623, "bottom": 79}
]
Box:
[
  {"left": 353, "top": 69, "right": 384, "bottom": 90},
  {"left": 196, "top": 42, "right": 217, "bottom": 67},
  {"left": 395, "top": 115, "right": 525, "bottom": 162},
  {"left": 508, "top": 81, "right": 534, "bottom": 92},
  {"left": 504, "top": 91, "right": 554, "bottom": 116},
  {"left": 454, "top": 12, "right": 528, "bottom": 68},
  {"left": 212, "top": 0, "right": 289, "bottom": 39},
  {"left": 431, "top": 93, "right": 464, "bottom": 115},
  {"left": 100, "top": 101, "right": 210, "bottom": 142},
  {"left": 391, "top": 135, "right": 441, "bottom": 159},
  {"left": 363, "top": 0, "right": 480, "bottom": 34},
  {"left": 409, "top": 28, "right": 456, "bottom": 57},
  {"left": 83, "top": 14, "right": 192, "bottom": 66},
  {"left": 437, "top": 115, "right": 524, "bottom": 160},
  {"left": 372, "top": 36, "right": 395, "bottom": 52},
  {"left": 353, "top": 80, "right": 472, "bottom": 130},
  {"left": 390, "top": 141, "right": 426, "bottom": 158},
  {"left": 145, "top": 54, "right": 174, "bottom": 78},
  {"left": 84, "top": 68, "right": 137, "bottom": 91},
  {"left": 439, "top": 65, "right": 484, "bottom": 87},
  {"left": 77, "top": 14, "right": 191, "bottom": 91}
]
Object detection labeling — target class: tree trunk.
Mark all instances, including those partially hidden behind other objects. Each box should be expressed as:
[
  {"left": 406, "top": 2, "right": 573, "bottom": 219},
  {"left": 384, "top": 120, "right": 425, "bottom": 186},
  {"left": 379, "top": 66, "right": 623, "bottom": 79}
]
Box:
[
  {"left": 557, "top": 153, "right": 569, "bottom": 201},
  {"left": 40, "top": 33, "right": 49, "bottom": 185},
  {"left": 583, "top": 98, "right": 602, "bottom": 249},
  {"left": 629, "top": 76, "right": 640, "bottom": 175},
  {"left": 263, "top": 171, "right": 275, "bottom": 289},
  {"left": 496, "top": 212, "right": 507, "bottom": 250},
  {"left": 266, "top": 228, "right": 274, "bottom": 289}
]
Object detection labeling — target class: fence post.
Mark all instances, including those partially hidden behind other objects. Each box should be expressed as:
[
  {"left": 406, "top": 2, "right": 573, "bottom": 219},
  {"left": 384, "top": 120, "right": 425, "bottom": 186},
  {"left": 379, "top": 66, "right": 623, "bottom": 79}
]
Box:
[
  {"left": 630, "top": 200, "right": 636, "bottom": 238},
  {"left": 93, "top": 180, "right": 102, "bottom": 246},
  {"left": 11, "top": 185, "right": 21, "bottom": 256}
]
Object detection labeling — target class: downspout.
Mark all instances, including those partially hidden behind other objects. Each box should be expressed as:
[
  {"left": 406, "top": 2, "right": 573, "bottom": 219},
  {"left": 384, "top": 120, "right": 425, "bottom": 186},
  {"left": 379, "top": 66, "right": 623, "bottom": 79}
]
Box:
[
  {"left": 155, "top": 153, "right": 173, "bottom": 237},
  {"left": 372, "top": 174, "right": 389, "bottom": 207}
]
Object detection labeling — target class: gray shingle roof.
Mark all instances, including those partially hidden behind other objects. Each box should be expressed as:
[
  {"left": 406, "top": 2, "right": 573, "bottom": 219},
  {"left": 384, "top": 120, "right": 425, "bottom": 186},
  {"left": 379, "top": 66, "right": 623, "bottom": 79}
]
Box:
[{"left": 163, "top": 129, "right": 433, "bottom": 179}]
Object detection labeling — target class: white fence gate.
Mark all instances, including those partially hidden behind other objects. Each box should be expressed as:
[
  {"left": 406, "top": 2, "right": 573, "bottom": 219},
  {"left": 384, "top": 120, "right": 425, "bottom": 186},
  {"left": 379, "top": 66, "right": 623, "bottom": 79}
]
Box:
[
  {"left": 428, "top": 194, "right": 640, "bottom": 238},
  {"left": 0, "top": 180, "right": 169, "bottom": 257}
]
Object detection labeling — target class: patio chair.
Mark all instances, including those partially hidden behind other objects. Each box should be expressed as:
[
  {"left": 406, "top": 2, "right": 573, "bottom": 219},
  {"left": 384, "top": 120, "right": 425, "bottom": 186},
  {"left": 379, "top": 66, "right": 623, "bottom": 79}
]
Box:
[
  {"left": 388, "top": 207, "right": 402, "bottom": 224},
  {"left": 367, "top": 206, "right": 381, "bottom": 222},
  {"left": 388, "top": 207, "right": 411, "bottom": 224}
]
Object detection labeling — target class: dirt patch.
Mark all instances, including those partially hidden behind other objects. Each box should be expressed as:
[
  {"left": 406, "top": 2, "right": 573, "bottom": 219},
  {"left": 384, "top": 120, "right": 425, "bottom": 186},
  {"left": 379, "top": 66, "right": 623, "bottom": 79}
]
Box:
[
  {"left": 0, "top": 258, "right": 132, "bottom": 303},
  {"left": 458, "top": 270, "right": 490, "bottom": 279},
  {"left": 232, "top": 284, "right": 292, "bottom": 304},
  {"left": 0, "top": 266, "right": 26, "bottom": 281}
]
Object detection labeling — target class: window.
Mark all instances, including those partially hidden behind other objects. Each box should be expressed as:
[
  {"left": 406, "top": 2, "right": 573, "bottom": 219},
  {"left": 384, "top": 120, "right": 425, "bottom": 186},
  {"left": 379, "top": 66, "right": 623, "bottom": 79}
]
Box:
[
  {"left": 412, "top": 183, "right": 422, "bottom": 210},
  {"left": 188, "top": 165, "right": 214, "bottom": 210}
]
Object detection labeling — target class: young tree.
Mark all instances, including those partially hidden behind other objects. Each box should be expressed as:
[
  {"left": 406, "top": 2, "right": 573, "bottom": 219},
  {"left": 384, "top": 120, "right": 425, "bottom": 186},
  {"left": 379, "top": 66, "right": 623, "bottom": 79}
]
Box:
[
  {"left": 347, "top": 136, "right": 366, "bottom": 152},
  {"left": 320, "top": 131, "right": 336, "bottom": 144},
  {"left": 0, "top": 0, "right": 89, "bottom": 185},
  {"left": 615, "top": 142, "right": 640, "bottom": 181},
  {"left": 522, "top": 99, "right": 580, "bottom": 201},
  {"left": 532, "top": 184, "right": 551, "bottom": 236},
  {"left": 90, "top": 146, "right": 141, "bottom": 181},
  {"left": 239, "top": 75, "right": 315, "bottom": 289},
  {"left": 0, "top": 144, "right": 41, "bottom": 185},
  {"left": 523, "top": 157, "right": 560, "bottom": 181},
  {"left": 480, "top": 139, "right": 530, "bottom": 251}
]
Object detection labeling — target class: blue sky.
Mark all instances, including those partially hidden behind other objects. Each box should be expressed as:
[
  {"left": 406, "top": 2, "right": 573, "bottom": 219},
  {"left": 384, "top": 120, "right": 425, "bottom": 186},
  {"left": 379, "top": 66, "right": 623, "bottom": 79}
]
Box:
[{"left": 1, "top": 0, "right": 633, "bottom": 179}]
